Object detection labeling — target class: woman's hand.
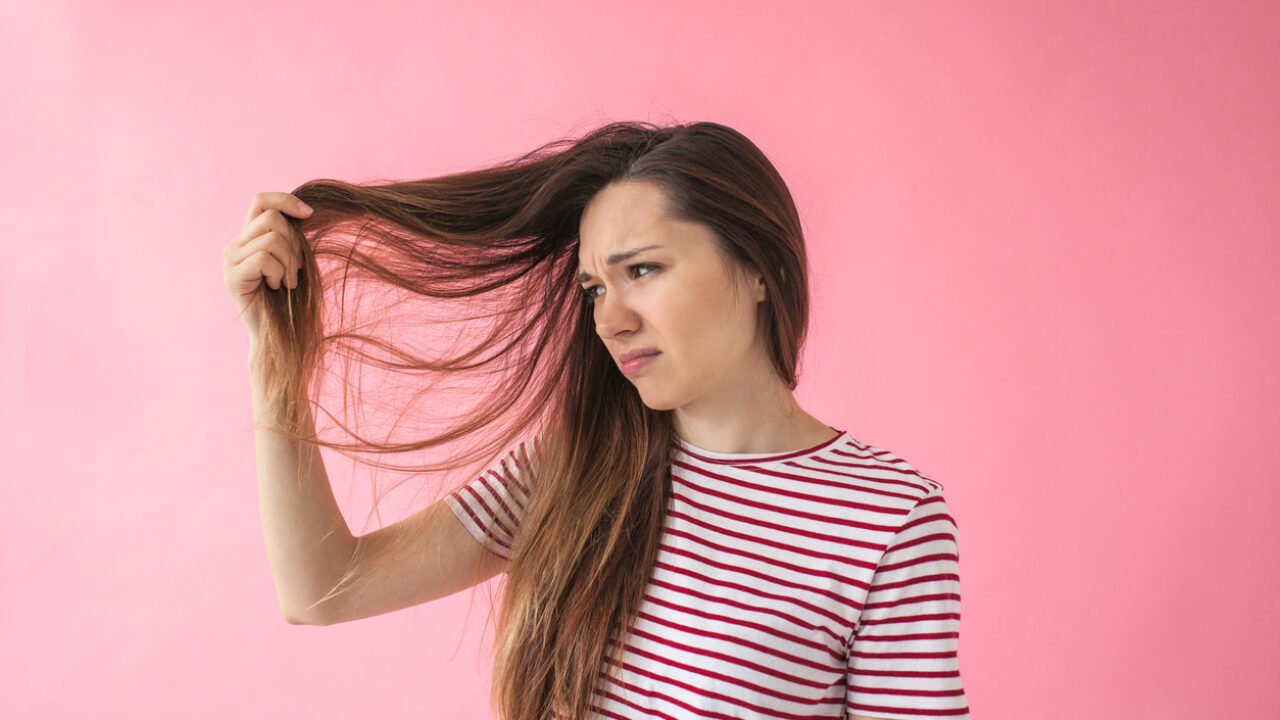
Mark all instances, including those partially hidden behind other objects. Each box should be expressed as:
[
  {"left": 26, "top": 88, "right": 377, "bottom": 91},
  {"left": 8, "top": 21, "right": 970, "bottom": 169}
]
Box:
[{"left": 223, "top": 191, "right": 313, "bottom": 343}]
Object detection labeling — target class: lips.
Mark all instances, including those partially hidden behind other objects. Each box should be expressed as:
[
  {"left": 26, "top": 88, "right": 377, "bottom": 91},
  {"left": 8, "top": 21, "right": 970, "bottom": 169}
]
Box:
[
  {"left": 620, "top": 352, "right": 659, "bottom": 376},
  {"left": 618, "top": 348, "right": 660, "bottom": 364}
]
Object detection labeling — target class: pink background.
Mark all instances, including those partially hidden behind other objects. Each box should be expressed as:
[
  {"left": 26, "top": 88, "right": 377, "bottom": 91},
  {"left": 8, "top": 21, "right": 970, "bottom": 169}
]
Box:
[{"left": 3, "top": 1, "right": 1278, "bottom": 718}]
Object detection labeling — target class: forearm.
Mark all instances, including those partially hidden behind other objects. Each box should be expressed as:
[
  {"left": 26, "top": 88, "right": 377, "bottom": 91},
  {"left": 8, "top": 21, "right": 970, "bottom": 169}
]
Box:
[{"left": 249, "top": 347, "right": 355, "bottom": 624}]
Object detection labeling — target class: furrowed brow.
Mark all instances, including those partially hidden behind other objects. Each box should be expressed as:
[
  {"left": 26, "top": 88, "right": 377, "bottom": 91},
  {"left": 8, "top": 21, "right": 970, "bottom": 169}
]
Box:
[{"left": 576, "top": 244, "right": 662, "bottom": 283}]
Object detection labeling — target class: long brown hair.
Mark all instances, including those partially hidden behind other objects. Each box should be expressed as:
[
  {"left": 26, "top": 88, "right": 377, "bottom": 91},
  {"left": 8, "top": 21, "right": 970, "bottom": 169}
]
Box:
[{"left": 249, "top": 119, "right": 811, "bottom": 719}]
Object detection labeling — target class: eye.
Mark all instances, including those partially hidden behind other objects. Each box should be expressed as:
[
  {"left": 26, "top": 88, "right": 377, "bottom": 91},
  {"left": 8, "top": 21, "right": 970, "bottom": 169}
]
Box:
[
  {"left": 581, "top": 263, "right": 659, "bottom": 302},
  {"left": 631, "top": 262, "right": 657, "bottom": 279}
]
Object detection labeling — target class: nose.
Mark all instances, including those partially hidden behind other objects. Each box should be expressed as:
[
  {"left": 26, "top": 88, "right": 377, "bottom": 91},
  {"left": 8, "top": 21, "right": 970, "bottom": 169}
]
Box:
[{"left": 593, "top": 289, "right": 639, "bottom": 339}]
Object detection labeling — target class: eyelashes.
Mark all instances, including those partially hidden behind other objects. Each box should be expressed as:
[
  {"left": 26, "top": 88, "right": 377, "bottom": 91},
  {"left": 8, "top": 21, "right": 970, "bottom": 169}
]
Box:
[{"left": 581, "top": 263, "right": 658, "bottom": 301}]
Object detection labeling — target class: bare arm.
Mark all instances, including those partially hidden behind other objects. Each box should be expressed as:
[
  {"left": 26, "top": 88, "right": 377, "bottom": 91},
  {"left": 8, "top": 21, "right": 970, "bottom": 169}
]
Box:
[
  {"left": 233, "top": 191, "right": 505, "bottom": 626},
  {"left": 249, "top": 344, "right": 355, "bottom": 624},
  {"left": 314, "top": 496, "right": 510, "bottom": 626},
  {"left": 249, "top": 342, "right": 508, "bottom": 626}
]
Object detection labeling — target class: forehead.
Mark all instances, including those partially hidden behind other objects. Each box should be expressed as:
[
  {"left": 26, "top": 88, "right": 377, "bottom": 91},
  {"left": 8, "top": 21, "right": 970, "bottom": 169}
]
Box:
[
  {"left": 575, "top": 183, "right": 674, "bottom": 279},
  {"left": 575, "top": 181, "right": 723, "bottom": 281},
  {"left": 577, "top": 181, "right": 674, "bottom": 256}
]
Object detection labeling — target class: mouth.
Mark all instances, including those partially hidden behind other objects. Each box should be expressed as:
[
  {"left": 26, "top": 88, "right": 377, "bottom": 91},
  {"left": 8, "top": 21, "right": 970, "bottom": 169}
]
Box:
[{"left": 620, "top": 351, "right": 660, "bottom": 376}]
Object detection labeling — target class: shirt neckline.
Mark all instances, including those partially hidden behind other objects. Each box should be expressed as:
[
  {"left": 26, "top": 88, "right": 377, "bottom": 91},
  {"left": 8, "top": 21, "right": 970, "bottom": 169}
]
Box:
[{"left": 673, "top": 426, "right": 848, "bottom": 465}]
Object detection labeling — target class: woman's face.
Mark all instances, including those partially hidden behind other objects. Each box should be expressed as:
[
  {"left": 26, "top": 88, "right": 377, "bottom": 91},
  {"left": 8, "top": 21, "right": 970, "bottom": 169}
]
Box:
[{"left": 577, "top": 180, "right": 767, "bottom": 411}]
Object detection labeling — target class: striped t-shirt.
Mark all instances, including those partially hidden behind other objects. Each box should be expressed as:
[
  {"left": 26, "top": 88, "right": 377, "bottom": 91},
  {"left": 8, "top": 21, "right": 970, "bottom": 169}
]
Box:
[{"left": 443, "top": 428, "right": 970, "bottom": 719}]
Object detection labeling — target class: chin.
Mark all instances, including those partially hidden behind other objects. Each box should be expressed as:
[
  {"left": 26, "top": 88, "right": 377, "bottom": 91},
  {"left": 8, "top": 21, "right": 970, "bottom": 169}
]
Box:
[{"left": 633, "top": 386, "right": 686, "bottom": 412}]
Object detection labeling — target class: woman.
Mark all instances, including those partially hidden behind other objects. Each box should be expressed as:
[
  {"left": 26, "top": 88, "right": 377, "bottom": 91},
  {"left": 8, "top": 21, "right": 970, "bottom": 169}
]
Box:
[{"left": 223, "top": 121, "right": 969, "bottom": 720}]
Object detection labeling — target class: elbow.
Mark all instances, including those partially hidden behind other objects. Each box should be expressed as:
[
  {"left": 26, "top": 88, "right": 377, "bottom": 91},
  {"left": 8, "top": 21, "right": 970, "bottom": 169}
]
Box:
[{"left": 281, "top": 603, "right": 325, "bottom": 626}]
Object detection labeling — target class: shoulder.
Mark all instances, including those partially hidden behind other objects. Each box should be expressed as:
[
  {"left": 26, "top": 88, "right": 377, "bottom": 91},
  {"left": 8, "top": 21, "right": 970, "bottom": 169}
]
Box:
[{"left": 849, "top": 437, "right": 944, "bottom": 495}]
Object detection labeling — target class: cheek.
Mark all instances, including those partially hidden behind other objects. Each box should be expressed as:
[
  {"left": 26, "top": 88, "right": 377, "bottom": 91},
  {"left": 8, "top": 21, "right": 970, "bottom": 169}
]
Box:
[{"left": 666, "top": 290, "right": 751, "bottom": 358}]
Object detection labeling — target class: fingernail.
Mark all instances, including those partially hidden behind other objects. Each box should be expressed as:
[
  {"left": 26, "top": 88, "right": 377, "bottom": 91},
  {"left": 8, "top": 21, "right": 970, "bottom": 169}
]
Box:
[{"left": 298, "top": 201, "right": 313, "bottom": 213}]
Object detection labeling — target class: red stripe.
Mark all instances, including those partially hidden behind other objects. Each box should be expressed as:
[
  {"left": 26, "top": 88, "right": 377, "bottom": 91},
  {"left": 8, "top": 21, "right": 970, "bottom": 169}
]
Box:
[{"left": 442, "top": 435, "right": 969, "bottom": 719}]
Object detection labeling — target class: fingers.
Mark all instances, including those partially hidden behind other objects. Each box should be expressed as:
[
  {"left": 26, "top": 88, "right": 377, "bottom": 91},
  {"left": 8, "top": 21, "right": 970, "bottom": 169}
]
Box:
[
  {"left": 257, "top": 250, "right": 287, "bottom": 290},
  {"left": 226, "top": 193, "right": 311, "bottom": 335},
  {"left": 244, "top": 191, "right": 313, "bottom": 227},
  {"left": 241, "top": 246, "right": 289, "bottom": 291},
  {"left": 233, "top": 232, "right": 300, "bottom": 289},
  {"left": 236, "top": 204, "right": 309, "bottom": 284}
]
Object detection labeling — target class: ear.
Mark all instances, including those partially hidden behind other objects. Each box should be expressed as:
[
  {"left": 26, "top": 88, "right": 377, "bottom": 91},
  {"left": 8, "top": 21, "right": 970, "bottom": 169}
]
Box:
[{"left": 753, "top": 272, "right": 766, "bottom": 303}]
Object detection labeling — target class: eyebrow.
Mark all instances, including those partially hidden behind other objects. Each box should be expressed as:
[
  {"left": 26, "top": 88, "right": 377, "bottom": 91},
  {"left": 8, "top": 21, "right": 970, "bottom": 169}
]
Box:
[{"left": 576, "top": 244, "right": 662, "bottom": 283}]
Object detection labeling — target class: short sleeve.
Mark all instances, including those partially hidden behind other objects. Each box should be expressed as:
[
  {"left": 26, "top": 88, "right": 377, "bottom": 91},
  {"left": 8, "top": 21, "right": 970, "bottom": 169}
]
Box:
[
  {"left": 845, "top": 487, "right": 970, "bottom": 719},
  {"left": 442, "top": 435, "right": 540, "bottom": 562}
]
